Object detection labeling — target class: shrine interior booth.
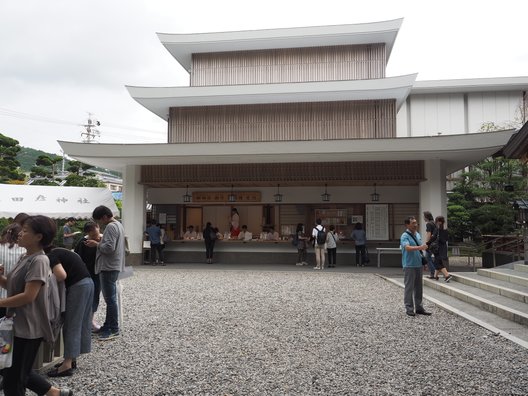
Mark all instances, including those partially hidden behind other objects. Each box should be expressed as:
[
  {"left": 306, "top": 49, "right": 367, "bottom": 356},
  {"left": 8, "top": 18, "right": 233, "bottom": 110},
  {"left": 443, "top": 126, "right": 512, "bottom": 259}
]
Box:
[{"left": 145, "top": 184, "right": 419, "bottom": 267}]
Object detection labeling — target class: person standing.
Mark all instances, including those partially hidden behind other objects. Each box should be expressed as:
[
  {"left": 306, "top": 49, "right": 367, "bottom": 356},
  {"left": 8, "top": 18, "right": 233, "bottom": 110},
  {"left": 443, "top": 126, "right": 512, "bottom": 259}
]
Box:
[
  {"left": 294, "top": 223, "right": 309, "bottom": 266},
  {"left": 158, "top": 224, "right": 167, "bottom": 265},
  {"left": 312, "top": 218, "right": 326, "bottom": 270},
  {"left": 0, "top": 223, "right": 26, "bottom": 318},
  {"left": 230, "top": 208, "right": 240, "bottom": 238},
  {"left": 429, "top": 215, "right": 452, "bottom": 282},
  {"left": 0, "top": 215, "right": 73, "bottom": 396},
  {"left": 46, "top": 247, "right": 94, "bottom": 377},
  {"left": 400, "top": 216, "right": 432, "bottom": 317},
  {"left": 423, "top": 211, "right": 437, "bottom": 279},
  {"left": 326, "top": 225, "right": 338, "bottom": 268},
  {"left": 74, "top": 221, "right": 102, "bottom": 331},
  {"left": 203, "top": 222, "right": 217, "bottom": 264},
  {"left": 144, "top": 221, "right": 163, "bottom": 265},
  {"left": 86, "top": 206, "right": 125, "bottom": 341},
  {"left": 62, "top": 217, "right": 79, "bottom": 250},
  {"left": 351, "top": 222, "right": 367, "bottom": 266}
]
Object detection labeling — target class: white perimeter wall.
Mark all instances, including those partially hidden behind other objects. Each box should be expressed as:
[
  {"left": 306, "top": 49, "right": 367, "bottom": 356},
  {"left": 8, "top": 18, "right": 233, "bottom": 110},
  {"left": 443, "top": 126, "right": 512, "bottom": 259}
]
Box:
[{"left": 397, "top": 91, "right": 523, "bottom": 136}]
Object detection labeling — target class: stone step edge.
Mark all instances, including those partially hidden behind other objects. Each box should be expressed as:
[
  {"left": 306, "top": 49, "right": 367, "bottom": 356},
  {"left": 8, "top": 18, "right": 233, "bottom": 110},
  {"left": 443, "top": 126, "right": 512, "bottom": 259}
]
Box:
[
  {"left": 477, "top": 268, "right": 528, "bottom": 286},
  {"left": 379, "top": 275, "right": 528, "bottom": 350},
  {"left": 514, "top": 263, "right": 528, "bottom": 273},
  {"left": 424, "top": 278, "right": 528, "bottom": 326},
  {"left": 452, "top": 273, "right": 528, "bottom": 303}
]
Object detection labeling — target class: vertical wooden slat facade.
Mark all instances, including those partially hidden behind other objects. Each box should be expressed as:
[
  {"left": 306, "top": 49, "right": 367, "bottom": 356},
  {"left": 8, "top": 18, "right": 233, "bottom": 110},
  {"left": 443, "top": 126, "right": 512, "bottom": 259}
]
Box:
[
  {"left": 190, "top": 44, "right": 386, "bottom": 86},
  {"left": 169, "top": 100, "right": 396, "bottom": 143}
]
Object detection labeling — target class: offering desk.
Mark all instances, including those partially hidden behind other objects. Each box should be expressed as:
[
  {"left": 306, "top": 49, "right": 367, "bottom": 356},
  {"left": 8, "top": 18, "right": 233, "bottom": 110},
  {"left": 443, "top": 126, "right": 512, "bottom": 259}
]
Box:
[{"left": 147, "top": 239, "right": 402, "bottom": 267}]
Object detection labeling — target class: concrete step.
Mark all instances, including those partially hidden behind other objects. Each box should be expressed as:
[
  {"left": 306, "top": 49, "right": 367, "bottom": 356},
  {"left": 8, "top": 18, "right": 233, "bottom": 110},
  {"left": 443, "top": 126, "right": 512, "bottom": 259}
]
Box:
[
  {"left": 477, "top": 267, "right": 528, "bottom": 287},
  {"left": 514, "top": 263, "right": 528, "bottom": 273},
  {"left": 423, "top": 276, "right": 528, "bottom": 326},
  {"left": 452, "top": 272, "right": 528, "bottom": 303},
  {"left": 383, "top": 276, "right": 528, "bottom": 348}
]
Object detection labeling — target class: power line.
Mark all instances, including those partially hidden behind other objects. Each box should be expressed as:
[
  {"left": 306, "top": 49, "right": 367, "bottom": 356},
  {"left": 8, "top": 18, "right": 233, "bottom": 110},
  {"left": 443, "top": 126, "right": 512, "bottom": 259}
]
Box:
[{"left": 0, "top": 107, "right": 166, "bottom": 136}]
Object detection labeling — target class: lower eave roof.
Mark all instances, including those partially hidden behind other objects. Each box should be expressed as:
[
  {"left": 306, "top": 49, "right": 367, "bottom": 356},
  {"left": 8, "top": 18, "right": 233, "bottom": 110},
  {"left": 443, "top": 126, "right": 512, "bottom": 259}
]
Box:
[{"left": 58, "top": 129, "right": 515, "bottom": 176}]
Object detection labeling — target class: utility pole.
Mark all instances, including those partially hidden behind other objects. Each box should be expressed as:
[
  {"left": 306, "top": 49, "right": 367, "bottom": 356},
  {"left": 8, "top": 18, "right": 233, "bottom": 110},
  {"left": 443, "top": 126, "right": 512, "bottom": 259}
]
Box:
[{"left": 81, "top": 113, "right": 101, "bottom": 143}]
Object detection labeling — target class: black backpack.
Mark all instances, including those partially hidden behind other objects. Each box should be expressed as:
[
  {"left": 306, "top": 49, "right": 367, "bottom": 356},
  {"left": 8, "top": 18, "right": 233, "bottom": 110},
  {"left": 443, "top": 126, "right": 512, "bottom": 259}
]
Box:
[{"left": 316, "top": 227, "right": 327, "bottom": 245}]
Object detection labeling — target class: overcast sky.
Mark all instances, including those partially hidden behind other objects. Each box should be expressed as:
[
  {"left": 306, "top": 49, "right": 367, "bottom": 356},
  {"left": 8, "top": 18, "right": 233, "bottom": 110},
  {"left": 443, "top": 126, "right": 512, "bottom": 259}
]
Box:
[{"left": 1, "top": 0, "right": 527, "bottom": 154}]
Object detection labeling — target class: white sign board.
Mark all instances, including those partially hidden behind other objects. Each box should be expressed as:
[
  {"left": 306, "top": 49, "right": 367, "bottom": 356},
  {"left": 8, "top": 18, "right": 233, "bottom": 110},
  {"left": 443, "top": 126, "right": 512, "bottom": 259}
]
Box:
[{"left": 366, "top": 204, "right": 389, "bottom": 240}]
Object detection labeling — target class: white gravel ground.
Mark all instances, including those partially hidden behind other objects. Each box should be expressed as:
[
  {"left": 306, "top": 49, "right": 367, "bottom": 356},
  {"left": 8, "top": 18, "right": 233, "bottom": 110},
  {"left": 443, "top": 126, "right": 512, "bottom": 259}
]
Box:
[{"left": 43, "top": 267, "right": 527, "bottom": 395}]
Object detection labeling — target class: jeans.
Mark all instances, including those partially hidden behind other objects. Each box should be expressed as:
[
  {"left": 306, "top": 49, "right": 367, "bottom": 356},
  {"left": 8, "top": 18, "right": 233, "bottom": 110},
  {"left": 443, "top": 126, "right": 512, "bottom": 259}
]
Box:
[
  {"left": 150, "top": 243, "right": 164, "bottom": 263},
  {"left": 91, "top": 272, "right": 101, "bottom": 313},
  {"left": 99, "top": 270, "right": 120, "bottom": 332},
  {"left": 297, "top": 248, "right": 307, "bottom": 264},
  {"left": 426, "top": 250, "right": 435, "bottom": 276},
  {"left": 205, "top": 240, "right": 215, "bottom": 259},
  {"left": 355, "top": 245, "right": 366, "bottom": 265},
  {"left": 63, "top": 277, "right": 94, "bottom": 359}
]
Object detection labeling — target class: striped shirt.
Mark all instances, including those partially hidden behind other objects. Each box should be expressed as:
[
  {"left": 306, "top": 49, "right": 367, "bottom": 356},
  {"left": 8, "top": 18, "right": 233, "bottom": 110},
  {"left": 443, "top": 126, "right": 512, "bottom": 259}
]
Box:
[{"left": 0, "top": 243, "right": 26, "bottom": 299}]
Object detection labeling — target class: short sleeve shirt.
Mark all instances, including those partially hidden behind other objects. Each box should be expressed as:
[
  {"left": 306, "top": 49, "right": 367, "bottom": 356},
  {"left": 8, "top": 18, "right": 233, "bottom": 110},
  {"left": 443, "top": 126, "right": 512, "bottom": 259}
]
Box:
[
  {"left": 400, "top": 230, "right": 423, "bottom": 268},
  {"left": 6, "top": 252, "right": 50, "bottom": 339},
  {"left": 47, "top": 248, "right": 90, "bottom": 288},
  {"left": 425, "top": 221, "right": 437, "bottom": 242}
]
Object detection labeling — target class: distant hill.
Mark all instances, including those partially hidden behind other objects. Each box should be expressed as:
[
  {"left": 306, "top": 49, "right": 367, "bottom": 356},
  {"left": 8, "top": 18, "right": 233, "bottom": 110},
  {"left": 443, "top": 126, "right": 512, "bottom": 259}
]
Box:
[
  {"left": 17, "top": 146, "right": 121, "bottom": 177},
  {"left": 17, "top": 146, "right": 54, "bottom": 172}
]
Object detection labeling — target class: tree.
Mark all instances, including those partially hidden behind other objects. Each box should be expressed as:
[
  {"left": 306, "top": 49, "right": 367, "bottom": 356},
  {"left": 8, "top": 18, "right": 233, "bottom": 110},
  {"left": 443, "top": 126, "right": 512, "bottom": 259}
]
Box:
[
  {"left": 0, "top": 133, "right": 25, "bottom": 183},
  {"left": 448, "top": 120, "right": 528, "bottom": 241}
]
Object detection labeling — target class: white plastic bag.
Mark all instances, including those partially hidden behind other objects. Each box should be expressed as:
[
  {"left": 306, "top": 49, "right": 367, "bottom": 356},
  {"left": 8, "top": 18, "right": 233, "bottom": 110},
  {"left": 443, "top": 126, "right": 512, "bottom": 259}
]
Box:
[{"left": 0, "top": 316, "right": 14, "bottom": 369}]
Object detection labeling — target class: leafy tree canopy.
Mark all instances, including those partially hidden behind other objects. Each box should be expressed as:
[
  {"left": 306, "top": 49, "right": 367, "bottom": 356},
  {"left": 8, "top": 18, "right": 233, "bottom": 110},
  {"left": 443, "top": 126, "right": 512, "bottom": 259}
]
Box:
[{"left": 0, "top": 133, "right": 25, "bottom": 183}]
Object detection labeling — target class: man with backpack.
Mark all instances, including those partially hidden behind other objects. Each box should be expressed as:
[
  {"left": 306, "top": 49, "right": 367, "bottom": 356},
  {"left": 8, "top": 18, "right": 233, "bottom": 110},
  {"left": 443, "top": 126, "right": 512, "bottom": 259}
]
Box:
[{"left": 311, "top": 218, "right": 326, "bottom": 270}]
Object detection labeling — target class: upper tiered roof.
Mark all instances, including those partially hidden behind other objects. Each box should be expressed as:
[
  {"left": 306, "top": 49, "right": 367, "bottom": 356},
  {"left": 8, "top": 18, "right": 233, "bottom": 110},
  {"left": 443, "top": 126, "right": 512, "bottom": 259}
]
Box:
[{"left": 158, "top": 19, "right": 403, "bottom": 72}]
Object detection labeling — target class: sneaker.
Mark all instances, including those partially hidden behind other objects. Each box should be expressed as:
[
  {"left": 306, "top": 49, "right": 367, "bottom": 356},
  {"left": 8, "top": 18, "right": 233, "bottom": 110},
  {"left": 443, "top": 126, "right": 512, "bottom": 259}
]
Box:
[
  {"left": 98, "top": 330, "right": 120, "bottom": 341},
  {"left": 302, "top": 262, "right": 309, "bottom": 266},
  {"left": 295, "top": 262, "right": 303, "bottom": 266},
  {"left": 445, "top": 275, "right": 452, "bottom": 283},
  {"left": 313, "top": 266, "right": 321, "bottom": 270}
]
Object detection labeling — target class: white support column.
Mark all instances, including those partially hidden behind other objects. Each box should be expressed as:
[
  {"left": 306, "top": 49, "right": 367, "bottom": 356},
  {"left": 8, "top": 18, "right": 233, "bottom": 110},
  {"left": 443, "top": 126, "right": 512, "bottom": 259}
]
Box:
[
  {"left": 419, "top": 159, "right": 447, "bottom": 235},
  {"left": 122, "top": 165, "right": 145, "bottom": 255}
]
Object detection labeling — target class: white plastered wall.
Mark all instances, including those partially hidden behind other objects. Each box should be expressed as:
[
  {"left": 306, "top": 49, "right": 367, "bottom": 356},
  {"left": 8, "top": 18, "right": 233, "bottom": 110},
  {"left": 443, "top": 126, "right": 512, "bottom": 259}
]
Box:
[
  {"left": 419, "top": 159, "right": 447, "bottom": 236},
  {"left": 121, "top": 165, "right": 145, "bottom": 254}
]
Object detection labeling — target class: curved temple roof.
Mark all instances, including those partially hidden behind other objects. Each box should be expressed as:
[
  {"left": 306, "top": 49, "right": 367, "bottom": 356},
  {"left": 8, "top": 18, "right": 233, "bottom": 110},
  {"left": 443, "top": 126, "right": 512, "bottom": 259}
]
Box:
[
  {"left": 158, "top": 19, "right": 403, "bottom": 72},
  {"left": 58, "top": 129, "right": 515, "bottom": 176},
  {"left": 126, "top": 74, "right": 417, "bottom": 120}
]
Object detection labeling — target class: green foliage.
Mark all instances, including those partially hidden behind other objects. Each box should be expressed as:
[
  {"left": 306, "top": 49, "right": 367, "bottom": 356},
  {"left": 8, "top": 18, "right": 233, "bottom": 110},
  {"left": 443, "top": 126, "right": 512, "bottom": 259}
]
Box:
[
  {"left": 446, "top": 204, "right": 471, "bottom": 241},
  {"left": 470, "top": 204, "right": 515, "bottom": 236},
  {"left": 64, "top": 173, "right": 105, "bottom": 187},
  {"left": 448, "top": 155, "right": 528, "bottom": 241},
  {"left": 0, "top": 133, "right": 25, "bottom": 183}
]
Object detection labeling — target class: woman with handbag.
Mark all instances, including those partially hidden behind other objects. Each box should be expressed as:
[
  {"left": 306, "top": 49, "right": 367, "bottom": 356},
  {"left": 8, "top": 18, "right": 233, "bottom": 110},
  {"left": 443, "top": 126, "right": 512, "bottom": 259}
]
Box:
[
  {"left": 428, "top": 216, "right": 452, "bottom": 282},
  {"left": 0, "top": 215, "right": 73, "bottom": 396}
]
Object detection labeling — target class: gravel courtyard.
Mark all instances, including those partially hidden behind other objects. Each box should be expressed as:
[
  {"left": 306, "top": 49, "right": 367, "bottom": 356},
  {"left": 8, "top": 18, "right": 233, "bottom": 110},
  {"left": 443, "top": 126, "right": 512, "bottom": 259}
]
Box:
[{"left": 46, "top": 267, "right": 527, "bottom": 395}]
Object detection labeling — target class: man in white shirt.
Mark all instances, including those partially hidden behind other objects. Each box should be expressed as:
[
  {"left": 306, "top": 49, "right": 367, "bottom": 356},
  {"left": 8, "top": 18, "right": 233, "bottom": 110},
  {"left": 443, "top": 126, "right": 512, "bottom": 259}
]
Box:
[
  {"left": 237, "top": 225, "right": 252, "bottom": 241},
  {"left": 183, "top": 225, "right": 198, "bottom": 240}
]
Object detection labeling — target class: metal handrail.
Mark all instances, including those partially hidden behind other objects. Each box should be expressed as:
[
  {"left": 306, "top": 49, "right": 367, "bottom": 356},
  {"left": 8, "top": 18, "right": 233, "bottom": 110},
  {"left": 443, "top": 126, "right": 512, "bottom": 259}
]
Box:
[{"left": 450, "top": 234, "right": 524, "bottom": 271}]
